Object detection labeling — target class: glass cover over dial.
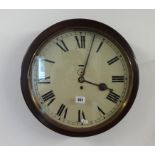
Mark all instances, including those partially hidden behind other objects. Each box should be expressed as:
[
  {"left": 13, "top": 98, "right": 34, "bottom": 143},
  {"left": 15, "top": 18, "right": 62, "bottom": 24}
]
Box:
[{"left": 29, "top": 30, "right": 130, "bottom": 128}]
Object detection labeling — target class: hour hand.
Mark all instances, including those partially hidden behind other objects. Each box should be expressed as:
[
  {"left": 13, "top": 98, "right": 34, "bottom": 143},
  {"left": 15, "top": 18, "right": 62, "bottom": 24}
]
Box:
[{"left": 78, "top": 77, "right": 113, "bottom": 91}]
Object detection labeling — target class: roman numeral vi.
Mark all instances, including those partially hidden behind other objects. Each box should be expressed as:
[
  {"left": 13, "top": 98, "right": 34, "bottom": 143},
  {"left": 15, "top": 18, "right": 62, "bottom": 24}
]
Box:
[{"left": 78, "top": 110, "right": 86, "bottom": 122}]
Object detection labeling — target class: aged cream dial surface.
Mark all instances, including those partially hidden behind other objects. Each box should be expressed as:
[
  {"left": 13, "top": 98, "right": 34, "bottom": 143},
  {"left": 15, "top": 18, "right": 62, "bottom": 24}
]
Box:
[{"left": 30, "top": 30, "right": 129, "bottom": 128}]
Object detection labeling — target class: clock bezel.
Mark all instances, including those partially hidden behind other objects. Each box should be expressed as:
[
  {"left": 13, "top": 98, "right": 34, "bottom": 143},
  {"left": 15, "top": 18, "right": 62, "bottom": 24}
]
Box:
[{"left": 20, "top": 19, "right": 139, "bottom": 137}]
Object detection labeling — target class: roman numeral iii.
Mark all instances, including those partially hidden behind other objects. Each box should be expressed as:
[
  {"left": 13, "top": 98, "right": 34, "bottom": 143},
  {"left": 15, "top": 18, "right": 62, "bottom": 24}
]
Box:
[
  {"left": 57, "top": 104, "right": 68, "bottom": 119},
  {"left": 75, "top": 35, "right": 85, "bottom": 48},
  {"left": 78, "top": 110, "right": 86, "bottom": 122},
  {"left": 106, "top": 91, "right": 120, "bottom": 103},
  {"left": 56, "top": 40, "right": 69, "bottom": 52},
  {"left": 41, "top": 90, "right": 56, "bottom": 106},
  {"left": 112, "top": 76, "right": 125, "bottom": 82}
]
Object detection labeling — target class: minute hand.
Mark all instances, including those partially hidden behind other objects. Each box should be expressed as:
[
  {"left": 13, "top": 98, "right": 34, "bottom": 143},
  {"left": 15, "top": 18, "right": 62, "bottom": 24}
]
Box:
[{"left": 80, "top": 34, "right": 95, "bottom": 77}]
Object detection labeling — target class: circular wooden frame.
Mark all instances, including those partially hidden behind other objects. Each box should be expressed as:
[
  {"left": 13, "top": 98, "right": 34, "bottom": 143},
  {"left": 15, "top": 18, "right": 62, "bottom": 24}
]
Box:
[{"left": 21, "top": 19, "right": 139, "bottom": 137}]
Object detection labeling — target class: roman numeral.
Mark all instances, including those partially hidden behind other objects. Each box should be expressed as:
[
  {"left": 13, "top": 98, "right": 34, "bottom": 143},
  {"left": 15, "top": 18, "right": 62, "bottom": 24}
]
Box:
[
  {"left": 41, "top": 90, "right": 55, "bottom": 106},
  {"left": 107, "top": 56, "right": 119, "bottom": 65},
  {"left": 78, "top": 65, "right": 84, "bottom": 67},
  {"left": 97, "top": 106, "right": 105, "bottom": 115},
  {"left": 106, "top": 91, "right": 120, "bottom": 103},
  {"left": 75, "top": 36, "right": 85, "bottom": 48},
  {"left": 42, "top": 59, "right": 55, "bottom": 63},
  {"left": 56, "top": 40, "right": 69, "bottom": 52},
  {"left": 57, "top": 104, "right": 68, "bottom": 119},
  {"left": 78, "top": 110, "right": 86, "bottom": 122},
  {"left": 112, "top": 76, "right": 125, "bottom": 82},
  {"left": 96, "top": 40, "right": 104, "bottom": 53},
  {"left": 38, "top": 76, "right": 51, "bottom": 84}
]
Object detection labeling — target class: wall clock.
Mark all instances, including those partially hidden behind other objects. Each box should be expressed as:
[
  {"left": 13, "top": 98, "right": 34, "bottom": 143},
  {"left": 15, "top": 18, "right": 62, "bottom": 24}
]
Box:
[{"left": 21, "top": 19, "right": 139, "bottom": 137}]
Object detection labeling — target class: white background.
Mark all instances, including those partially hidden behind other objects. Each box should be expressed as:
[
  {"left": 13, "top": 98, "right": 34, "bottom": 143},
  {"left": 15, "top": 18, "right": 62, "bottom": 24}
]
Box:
[{"left": 0, "top": 10, "right": 155, "bottom": 146}]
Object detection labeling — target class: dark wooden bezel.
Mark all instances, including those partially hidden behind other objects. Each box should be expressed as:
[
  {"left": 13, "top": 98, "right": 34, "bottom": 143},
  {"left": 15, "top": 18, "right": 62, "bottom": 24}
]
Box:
[{"left": 20, "top": 19, "right": 139, "bottom": 137}]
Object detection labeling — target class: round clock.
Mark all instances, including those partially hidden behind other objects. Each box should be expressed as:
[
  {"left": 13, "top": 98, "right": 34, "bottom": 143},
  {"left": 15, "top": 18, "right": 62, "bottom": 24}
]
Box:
[{"left": 21, "top": 19, "right": 139, "bottom": 137}]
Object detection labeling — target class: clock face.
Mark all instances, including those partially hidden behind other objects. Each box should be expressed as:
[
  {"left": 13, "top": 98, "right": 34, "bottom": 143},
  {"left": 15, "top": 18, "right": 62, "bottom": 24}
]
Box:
[{"left": 21, "top": 19, "right": 139, "bottom": 136}]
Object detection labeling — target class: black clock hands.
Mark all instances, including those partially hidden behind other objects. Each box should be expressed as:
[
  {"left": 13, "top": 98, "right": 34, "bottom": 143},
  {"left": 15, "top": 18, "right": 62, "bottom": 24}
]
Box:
[
  {"left": 78, "top": 34, "right": 112, "bottom": 92},
  {"left": 78, "top": 77, "right": 113, "bottom": 91},
  {"left": 80, "top": 34, "right": 95, "bottom": 78}
]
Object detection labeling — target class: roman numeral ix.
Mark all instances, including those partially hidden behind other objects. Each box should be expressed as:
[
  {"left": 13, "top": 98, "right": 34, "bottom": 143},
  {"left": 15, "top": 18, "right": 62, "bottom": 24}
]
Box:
[
  {"left": 56, "top": 40, "right": 69, "bottom": 52},
  {"left": 106, "top": 91, "right": 120, "bottom": 103},
  {"left": 75, "top": 35, "right": 85, "bottom": 48},
  {"left": 41, "top": 90, "right": 56, "bottom": 106}
]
